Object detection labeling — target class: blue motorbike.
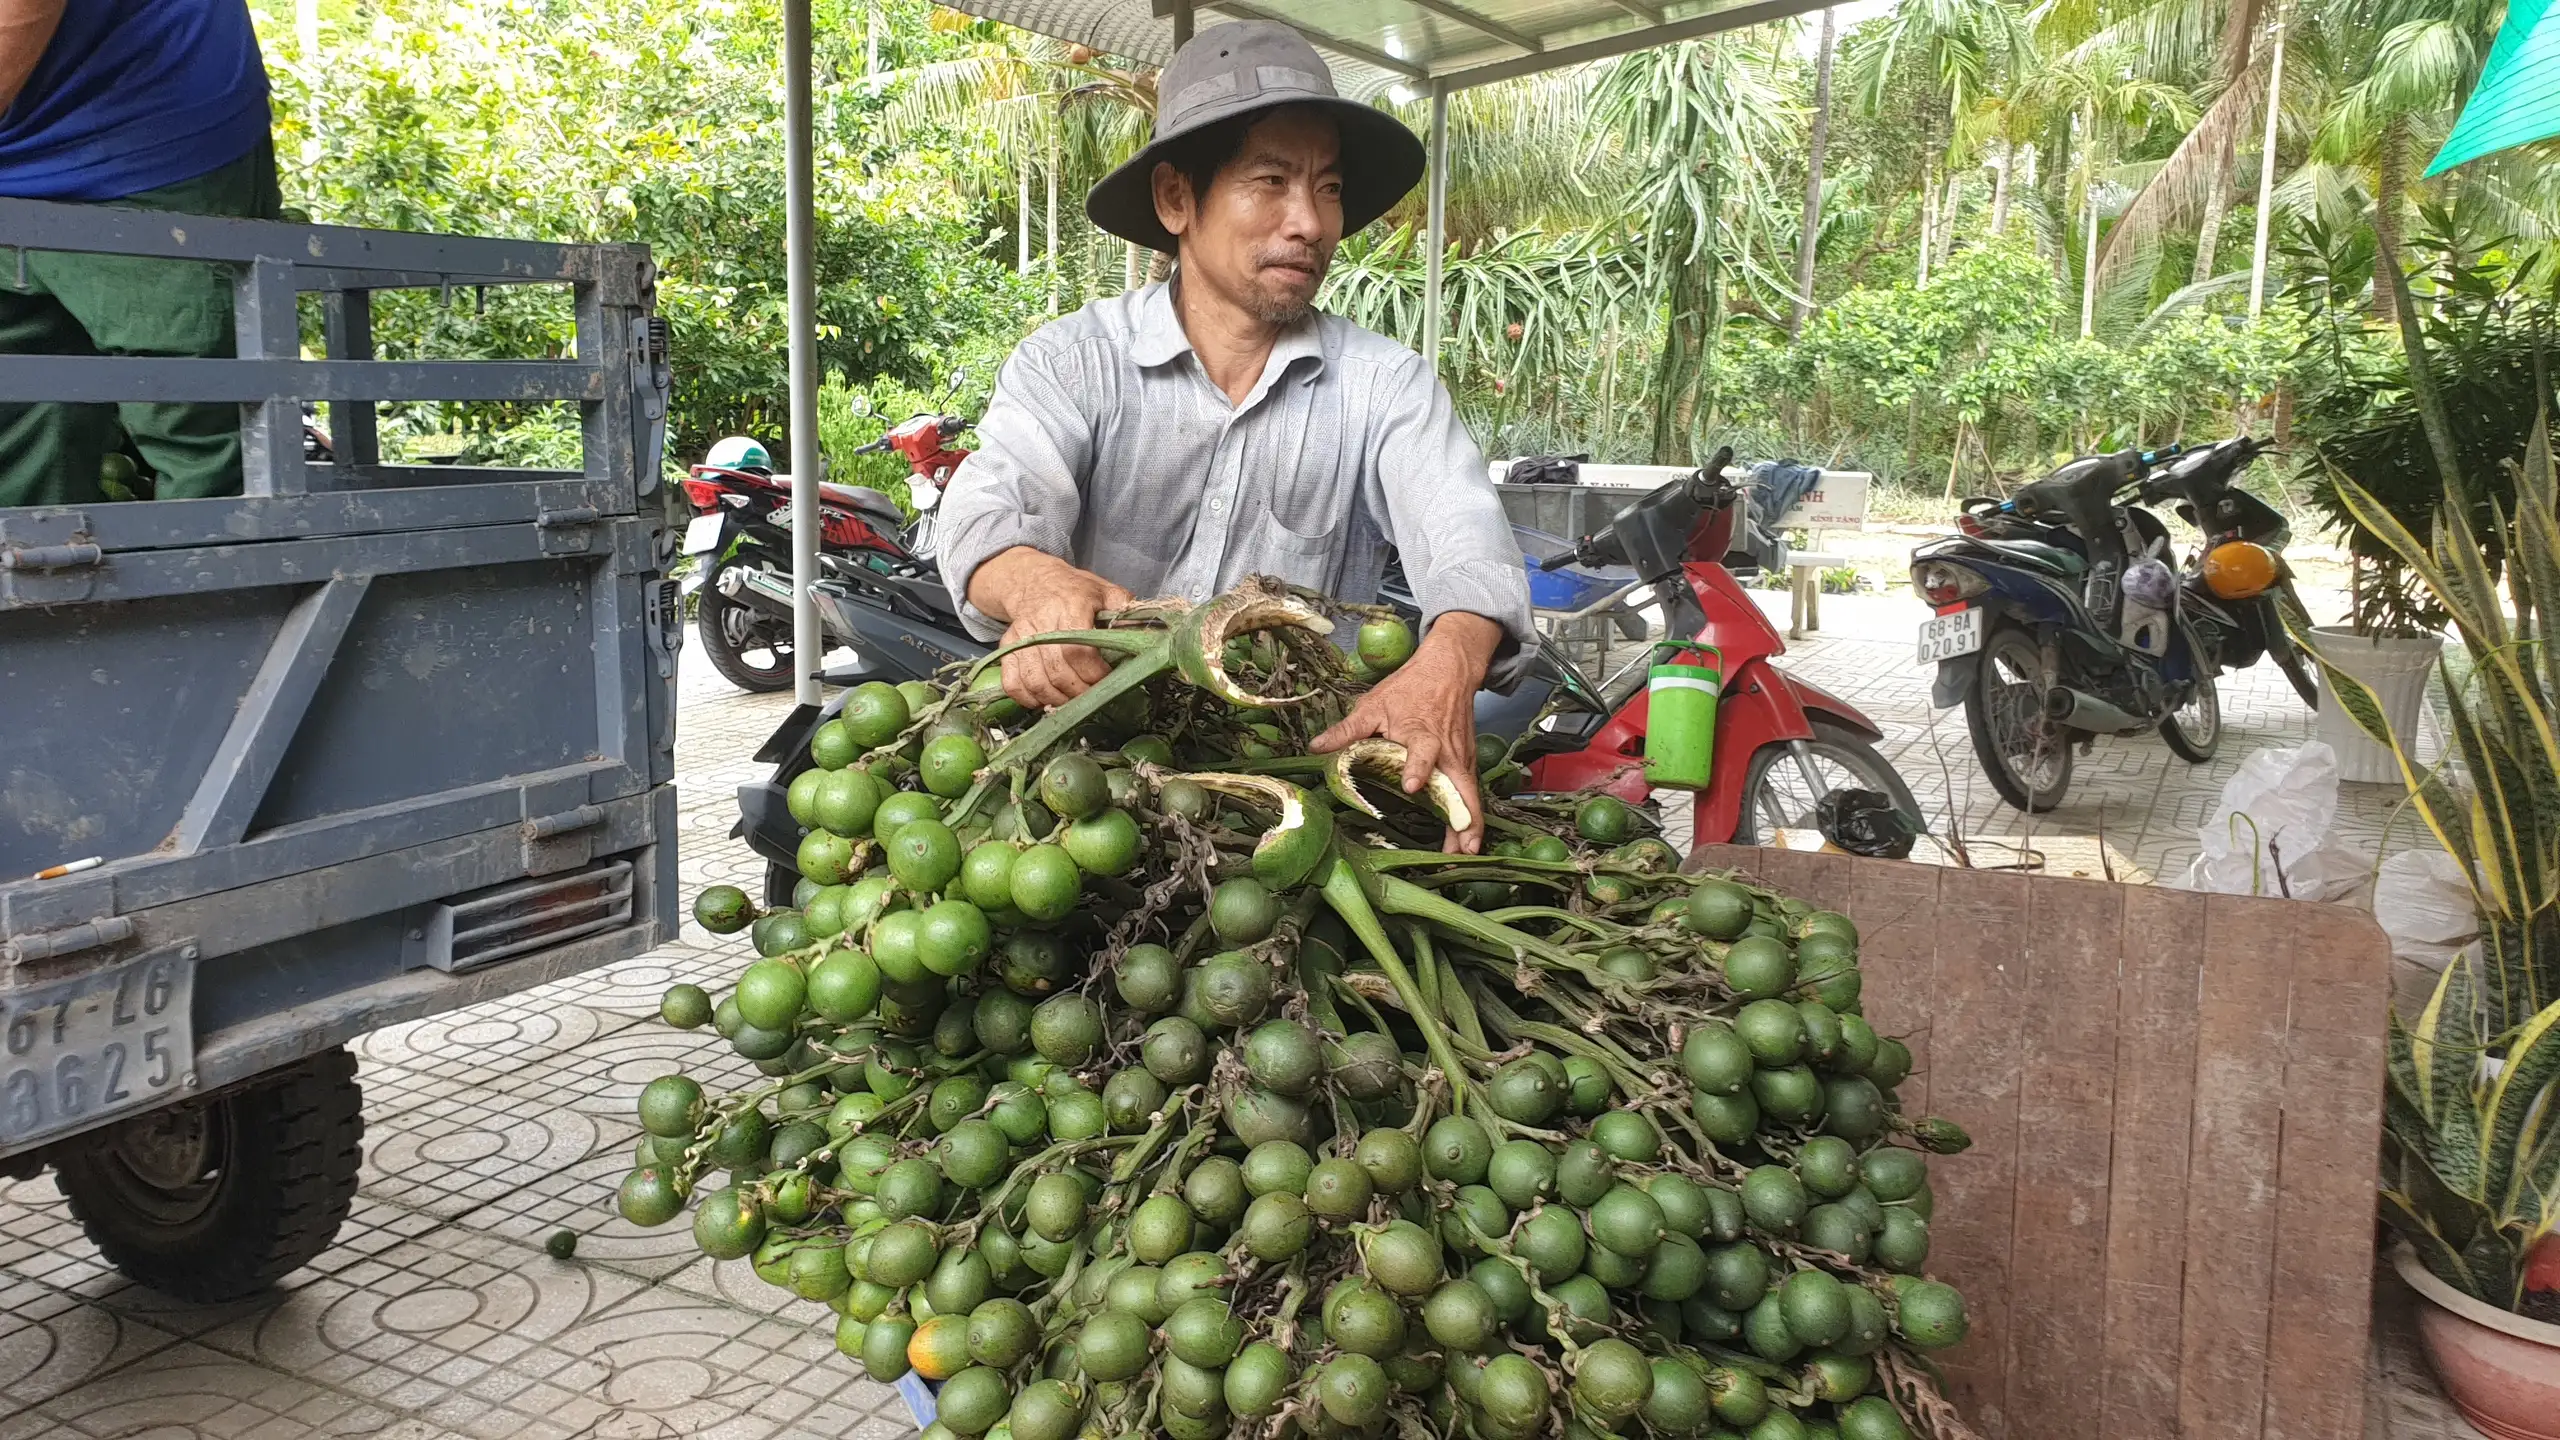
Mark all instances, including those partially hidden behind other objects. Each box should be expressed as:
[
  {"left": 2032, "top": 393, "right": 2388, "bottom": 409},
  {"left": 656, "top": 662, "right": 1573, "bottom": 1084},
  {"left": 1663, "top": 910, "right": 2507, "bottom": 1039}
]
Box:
[{"left": 1908, "top": 436, "right": 2313, "bottom": 812}]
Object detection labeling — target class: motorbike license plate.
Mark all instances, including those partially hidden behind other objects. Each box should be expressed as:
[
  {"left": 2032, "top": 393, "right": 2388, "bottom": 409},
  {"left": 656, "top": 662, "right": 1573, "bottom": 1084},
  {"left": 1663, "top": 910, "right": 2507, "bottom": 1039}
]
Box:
[
  {"left": 1, "top": 951, "right": 196, "bottom": 1150},
  {"left": 682, "top": 515, "right": 727, "bottom": 556},
  {"left": 1916, "top": 606, "right": 1985, "bottom": 665}
]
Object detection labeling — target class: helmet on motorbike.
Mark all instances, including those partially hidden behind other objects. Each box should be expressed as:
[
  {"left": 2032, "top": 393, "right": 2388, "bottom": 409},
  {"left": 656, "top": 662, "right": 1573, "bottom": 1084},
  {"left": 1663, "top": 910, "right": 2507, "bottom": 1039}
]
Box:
[
  {"left": 2203, "top": 541, "right": 2279, "bottom": 600},
  {"left": 705, "top": 436, "right": 772, "bottom": 475},
  {"left": 2120, "top": 557, "right": 2178, "bottom": 610}
]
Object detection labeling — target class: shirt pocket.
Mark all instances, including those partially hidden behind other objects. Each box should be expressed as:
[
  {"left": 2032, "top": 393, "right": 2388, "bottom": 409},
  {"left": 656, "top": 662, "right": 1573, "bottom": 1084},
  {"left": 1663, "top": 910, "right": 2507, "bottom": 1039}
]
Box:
[{"left": 1255, "top": 500, "right": 1339, "bottom": 559}]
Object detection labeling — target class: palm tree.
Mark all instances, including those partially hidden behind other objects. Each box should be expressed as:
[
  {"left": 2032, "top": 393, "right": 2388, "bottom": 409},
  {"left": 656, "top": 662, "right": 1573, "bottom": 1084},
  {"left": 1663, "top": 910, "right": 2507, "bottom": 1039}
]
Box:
[
  {"left": 2009, "top": 45, "right": 2197, "bottom": 334},
  {"left": 1845, "top": 0, "right": 2032, "bottom": 286},
  {"left": 1587, "top": 37, "right": 1797, "bottom": 462},
  {"left": 2313, "top": 0, "right": 2503, "bottom": 490},
  {"left": 1794, "top": 7, "right": 1842, "bottom": 334},
  {"left": 880, "top": 34, "right": 1155, "bottom": 309}
]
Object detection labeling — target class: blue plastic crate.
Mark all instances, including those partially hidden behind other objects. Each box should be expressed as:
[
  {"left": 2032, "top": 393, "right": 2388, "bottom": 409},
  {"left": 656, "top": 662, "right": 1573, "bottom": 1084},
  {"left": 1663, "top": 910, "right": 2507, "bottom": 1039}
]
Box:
[{"left": 1514, "top": 524, "right": 1636, "bottom": 610}]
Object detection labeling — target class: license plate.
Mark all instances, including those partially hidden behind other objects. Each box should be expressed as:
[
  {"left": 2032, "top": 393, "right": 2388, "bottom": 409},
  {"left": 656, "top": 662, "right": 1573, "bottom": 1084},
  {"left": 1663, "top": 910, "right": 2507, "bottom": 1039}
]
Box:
[
  {"left": 682, "top": 514, "right": 727, "bottom": 555},
  {"left": 1, "top": 951, "right": 196, "bottom": 1149},
  {"left": 1916, "top": 606, "right": 1985, "bottom": 665}
]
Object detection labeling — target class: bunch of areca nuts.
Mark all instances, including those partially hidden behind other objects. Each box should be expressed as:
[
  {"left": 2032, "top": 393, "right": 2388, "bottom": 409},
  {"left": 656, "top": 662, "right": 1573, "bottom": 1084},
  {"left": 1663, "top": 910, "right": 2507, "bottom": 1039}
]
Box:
[{"left": 623, "top": 579, "right": 1981, "bottom": 1440}]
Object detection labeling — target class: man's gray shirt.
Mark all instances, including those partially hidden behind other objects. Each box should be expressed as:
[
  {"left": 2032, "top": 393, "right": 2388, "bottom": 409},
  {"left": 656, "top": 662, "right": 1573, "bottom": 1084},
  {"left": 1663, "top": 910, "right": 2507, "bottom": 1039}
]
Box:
[{"left": 936, "top": 281, "right": 1534, "bottom": 688}]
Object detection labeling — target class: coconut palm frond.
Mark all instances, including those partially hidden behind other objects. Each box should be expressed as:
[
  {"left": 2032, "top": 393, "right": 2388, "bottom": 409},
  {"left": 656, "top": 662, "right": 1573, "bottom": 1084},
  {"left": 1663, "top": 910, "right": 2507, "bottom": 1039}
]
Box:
[
  {"left": 2093, "top": 55, "right": 2267, "bottom": 286},
  {"left": 2061, "top": 0, "right": 2225, "bottom": 79},
  {"left": 2130, "top": 267, "right": 2252, "bottom": 339}
]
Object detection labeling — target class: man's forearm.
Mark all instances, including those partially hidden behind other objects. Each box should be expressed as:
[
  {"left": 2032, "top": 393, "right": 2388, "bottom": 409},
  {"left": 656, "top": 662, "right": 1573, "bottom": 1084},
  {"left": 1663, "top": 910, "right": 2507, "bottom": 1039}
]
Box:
[
  {"left": 0, "top": 0, "right": 65, "bottom": 116},
  {"left": 1422, "top": 610, "right": 1504, "bottom": 679},
  {"left": 967, "top": 545, "right": 1089, "bottom": 625}
]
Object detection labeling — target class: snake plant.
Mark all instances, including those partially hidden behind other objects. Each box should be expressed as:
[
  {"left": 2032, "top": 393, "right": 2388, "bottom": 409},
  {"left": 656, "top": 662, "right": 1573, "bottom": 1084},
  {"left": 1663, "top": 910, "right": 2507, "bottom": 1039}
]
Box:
[{"left": 2294, "top": 402, "right": 2560, "bottom": 1309}]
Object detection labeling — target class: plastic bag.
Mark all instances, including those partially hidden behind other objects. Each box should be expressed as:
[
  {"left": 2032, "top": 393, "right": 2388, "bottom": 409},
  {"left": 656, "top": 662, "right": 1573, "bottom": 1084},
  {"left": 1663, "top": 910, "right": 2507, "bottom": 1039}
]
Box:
[
  {"left": 2176, "top": 742, "right": 2372, "bottom": 902},
  {"left": 2371, "top": 849, "right": 2478, "bottom": 970},
  {"left": 1817, "top": 789, "right": 1918, "bottom": 859}
]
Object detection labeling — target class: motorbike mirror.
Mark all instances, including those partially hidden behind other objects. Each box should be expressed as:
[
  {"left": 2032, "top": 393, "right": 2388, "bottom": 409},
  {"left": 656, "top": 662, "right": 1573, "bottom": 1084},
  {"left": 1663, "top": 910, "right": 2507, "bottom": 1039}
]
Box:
[{"left": 848, "top": 394, "right": 874, "bottom": 419}]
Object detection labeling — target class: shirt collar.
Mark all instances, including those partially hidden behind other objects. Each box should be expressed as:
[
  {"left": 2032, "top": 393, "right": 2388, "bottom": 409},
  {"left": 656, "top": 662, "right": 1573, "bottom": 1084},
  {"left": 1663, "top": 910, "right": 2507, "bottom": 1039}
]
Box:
[{"left": 1132, "top": 275, "right": 1329, "bottom": 392}]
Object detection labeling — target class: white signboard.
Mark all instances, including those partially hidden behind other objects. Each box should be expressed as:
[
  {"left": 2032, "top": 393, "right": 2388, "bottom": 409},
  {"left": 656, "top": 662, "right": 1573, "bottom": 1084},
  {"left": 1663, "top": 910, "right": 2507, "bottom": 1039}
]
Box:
[{"left": 1489, "top": 462, "right": 1871, "bottom": 530}]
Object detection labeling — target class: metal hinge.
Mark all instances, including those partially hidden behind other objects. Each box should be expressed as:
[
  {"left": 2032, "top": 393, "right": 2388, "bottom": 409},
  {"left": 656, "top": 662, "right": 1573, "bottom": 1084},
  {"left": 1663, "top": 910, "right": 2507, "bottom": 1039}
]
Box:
[
  {"left": 0, "top": 542, "right": 101, "bottom": 571},
  {"left": 3, "top": 915, "right": 132, "bottom": 967},
  {"left": 535, "top": 506, "right": 598, "bottom": 554}
]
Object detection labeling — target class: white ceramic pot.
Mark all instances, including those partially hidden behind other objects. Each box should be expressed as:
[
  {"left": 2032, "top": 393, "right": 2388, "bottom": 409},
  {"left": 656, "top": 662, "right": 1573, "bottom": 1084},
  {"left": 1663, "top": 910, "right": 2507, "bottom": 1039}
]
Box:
[{"left": 2309, "top": 625, "right": 2445, "bottom": 784}]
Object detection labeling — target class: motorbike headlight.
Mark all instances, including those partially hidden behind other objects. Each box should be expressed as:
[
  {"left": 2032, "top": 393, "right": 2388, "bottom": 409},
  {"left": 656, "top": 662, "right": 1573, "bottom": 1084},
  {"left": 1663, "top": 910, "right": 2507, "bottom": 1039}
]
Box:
[{"left": 1911, "top": 561, "right": 1988, "bottom": 606}]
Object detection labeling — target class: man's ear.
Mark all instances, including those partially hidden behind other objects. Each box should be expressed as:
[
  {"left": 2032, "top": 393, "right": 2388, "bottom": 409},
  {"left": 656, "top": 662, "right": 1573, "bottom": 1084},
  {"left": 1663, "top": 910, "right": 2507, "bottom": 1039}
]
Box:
[{"left": 1150, "top": 161, "right": 1193, "bottom": 240}]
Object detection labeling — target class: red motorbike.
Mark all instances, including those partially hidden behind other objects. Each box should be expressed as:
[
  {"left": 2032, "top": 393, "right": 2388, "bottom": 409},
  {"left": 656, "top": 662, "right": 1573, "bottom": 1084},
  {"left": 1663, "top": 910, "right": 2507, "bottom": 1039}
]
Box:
[{"left": 1508, "top": 451, "right": 1918, "bottom": 846}]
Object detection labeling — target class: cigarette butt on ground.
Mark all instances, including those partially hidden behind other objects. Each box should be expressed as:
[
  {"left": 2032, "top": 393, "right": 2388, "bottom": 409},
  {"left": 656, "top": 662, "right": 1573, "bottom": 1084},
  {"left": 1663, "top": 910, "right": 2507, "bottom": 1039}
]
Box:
[{"left": 32, "top": 856, "right": 103, "bottom": 881}]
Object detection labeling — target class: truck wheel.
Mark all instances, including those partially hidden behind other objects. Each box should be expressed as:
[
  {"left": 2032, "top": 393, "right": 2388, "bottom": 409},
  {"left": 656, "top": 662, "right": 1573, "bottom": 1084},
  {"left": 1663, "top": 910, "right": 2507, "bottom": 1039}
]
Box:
[{"left": 54, "top": 1047, "right": 363, "bottom": 1303}]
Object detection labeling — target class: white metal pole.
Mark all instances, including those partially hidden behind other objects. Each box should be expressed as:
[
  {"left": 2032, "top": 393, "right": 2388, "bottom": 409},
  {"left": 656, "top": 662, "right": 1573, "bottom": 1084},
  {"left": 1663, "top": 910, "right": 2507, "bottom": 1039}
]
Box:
[
  {"left": 2248, "top": 6, "right": 2288, "bottom": 318},
  {"left": 786, "top": 0, "right": 822, "bottom": 705},
  {"left": 1422, "top": 81, "right": 1448, "bottom": 377}
]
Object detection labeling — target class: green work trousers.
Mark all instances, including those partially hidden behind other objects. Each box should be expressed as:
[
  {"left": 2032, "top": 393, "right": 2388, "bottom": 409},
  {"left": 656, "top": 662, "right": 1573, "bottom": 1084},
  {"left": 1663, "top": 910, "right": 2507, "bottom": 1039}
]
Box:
[{"left": 0, "top": 138, "right": 283, "bottom": 508}]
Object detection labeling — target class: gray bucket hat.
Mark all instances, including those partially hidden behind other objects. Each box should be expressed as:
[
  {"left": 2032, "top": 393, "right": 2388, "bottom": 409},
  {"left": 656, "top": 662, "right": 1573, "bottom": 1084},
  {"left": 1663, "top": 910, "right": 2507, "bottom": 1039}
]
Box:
[{"left": 1086, "top": 21, "right": 1426, "bottom": 255}]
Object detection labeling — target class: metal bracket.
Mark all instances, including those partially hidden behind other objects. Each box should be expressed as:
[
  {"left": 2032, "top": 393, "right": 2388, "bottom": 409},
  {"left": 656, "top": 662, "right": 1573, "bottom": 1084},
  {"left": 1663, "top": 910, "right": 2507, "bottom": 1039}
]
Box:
[
  {"left": 630, "top": 313, "right": 671, "bottom": 495},
  {"left": 643, "top": 577, "right": 683, "bottom": 680}
]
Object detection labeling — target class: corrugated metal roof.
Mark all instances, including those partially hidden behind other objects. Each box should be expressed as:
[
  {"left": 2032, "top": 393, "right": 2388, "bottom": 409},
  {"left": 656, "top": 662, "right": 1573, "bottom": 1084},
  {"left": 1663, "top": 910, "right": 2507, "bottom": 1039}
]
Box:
[{"left": 941, "top": 0, "right": 1829, "bottom": 98}]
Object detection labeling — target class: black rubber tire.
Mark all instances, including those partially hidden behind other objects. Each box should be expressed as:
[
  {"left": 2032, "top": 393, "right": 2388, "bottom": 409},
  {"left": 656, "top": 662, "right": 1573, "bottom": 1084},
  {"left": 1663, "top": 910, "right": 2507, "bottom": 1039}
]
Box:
[
  {"left": 1964, "top": 622, "right": 2073, "bottom": 813},
  {"left": 55, "top": 1047, "right": 364, "bottom": 1303},
  {"left": 2159, "top": 673, "right": 2223, "bottom": 763},
  {"left": 696, "top": 581, "right": 795, "bottom": 693},
  {"left": 1725, "top": 719, "right": 1925, "bottom": 846}
]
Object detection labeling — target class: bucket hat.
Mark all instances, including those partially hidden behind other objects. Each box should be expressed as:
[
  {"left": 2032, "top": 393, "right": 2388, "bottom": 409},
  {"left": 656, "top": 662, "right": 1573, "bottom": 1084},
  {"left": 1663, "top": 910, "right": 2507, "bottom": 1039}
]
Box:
[{"left": 1085, "top": 21, "right": 1426, "bottom": 254}]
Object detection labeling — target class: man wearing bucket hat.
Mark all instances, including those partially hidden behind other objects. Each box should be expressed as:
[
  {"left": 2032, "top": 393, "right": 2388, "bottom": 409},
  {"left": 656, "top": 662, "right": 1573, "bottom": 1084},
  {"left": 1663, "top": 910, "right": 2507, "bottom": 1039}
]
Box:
[{"left": 939, "top": 20, "right": 1533, "bottom": 852}]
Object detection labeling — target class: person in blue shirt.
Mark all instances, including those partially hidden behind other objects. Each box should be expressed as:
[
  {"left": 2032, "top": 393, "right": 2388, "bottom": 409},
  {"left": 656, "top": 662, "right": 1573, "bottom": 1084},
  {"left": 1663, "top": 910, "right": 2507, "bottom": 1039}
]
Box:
[{"left": 0, "top": 0, "right": 280, "bottom": 507}]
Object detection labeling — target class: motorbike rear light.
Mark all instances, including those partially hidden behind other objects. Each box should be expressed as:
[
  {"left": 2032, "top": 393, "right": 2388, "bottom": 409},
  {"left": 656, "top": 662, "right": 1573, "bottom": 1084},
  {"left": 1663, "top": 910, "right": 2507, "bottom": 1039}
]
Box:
[
  {"left": 1912, "top": 561, "right": 1988, "bottom": 606},
  {"left": 1956, "top": 513, "right": 1985, "bottom": 536},
  {"left": 680, "top": 477, "right": 726, "bottom": 511}
]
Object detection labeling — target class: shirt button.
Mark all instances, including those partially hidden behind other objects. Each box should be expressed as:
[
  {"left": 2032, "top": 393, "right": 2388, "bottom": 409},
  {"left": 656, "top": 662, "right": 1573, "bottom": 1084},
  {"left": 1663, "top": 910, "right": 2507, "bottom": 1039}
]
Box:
[{"left": 1211, "top": 498, "right": 1225, "bottom": 512}]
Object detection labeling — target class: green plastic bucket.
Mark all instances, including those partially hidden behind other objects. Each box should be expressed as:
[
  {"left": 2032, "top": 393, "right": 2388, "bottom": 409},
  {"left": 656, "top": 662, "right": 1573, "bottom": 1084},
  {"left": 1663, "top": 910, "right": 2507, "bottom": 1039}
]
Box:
[{"left": 1645, "top": 648, "right": 1722, "bottom": 790}]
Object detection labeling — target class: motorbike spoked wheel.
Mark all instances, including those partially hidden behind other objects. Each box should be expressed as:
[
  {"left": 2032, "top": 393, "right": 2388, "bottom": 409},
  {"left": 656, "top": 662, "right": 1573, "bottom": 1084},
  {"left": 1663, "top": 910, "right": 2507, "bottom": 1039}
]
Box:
[
  {"left": 1724, "top": 719, "right": 1923, "bottom": 846},
  {"left": 696, "top": 565, "right": 796, "bottom": 694},
  {"left": 1966, "top": 622, "right": 2074, "bottom": 813},
  {"left": 2159, "top": 671, "right": 2222, "bottom": 762}
]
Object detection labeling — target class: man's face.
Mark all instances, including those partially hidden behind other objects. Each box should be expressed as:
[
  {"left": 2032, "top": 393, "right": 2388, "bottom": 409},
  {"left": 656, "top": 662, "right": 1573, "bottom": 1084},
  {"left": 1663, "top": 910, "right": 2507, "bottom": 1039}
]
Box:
[{"left": 1154, "top": 108, "right": 1345, "bottom": 326}]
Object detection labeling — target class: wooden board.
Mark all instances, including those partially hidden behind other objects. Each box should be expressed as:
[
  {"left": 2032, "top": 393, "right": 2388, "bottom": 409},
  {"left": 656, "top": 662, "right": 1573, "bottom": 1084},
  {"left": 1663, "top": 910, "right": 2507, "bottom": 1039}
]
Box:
[{"left": 1690, "top": 845, "right": 2391, "bottom": 1440}]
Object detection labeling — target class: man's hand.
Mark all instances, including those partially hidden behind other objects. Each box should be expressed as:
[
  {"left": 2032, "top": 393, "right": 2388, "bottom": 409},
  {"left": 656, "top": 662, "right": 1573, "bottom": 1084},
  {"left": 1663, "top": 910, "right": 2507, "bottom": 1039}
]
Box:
[
  {"left": 967, "top": 547, "right": 1134, "bottom": 710},
  {"left": 1311, "top": 612, "right": 1503, "bottom": 853}
]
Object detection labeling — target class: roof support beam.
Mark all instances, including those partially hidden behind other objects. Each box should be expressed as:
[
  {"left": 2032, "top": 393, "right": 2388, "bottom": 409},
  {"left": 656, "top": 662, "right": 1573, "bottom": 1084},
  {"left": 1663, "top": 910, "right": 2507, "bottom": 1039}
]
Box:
[
  {"left": 1203, "top": 0, "right": 1431, "bottom": 80},
  {"left": 1601, "top": 0, "right": 1665, "bottom": 23},
  {"left": 1403, "top": 0, "right": 1542, "bottom": 53},
  {"left": 1444, "top": 0, "right": 1821, "bottom": 89}
]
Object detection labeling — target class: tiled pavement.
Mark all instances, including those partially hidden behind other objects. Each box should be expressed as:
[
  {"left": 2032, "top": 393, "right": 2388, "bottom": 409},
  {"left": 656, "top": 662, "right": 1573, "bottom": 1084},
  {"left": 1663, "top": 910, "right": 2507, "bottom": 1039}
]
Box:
[{"left": 0, "top": 587, "right": 2481, "bottom": 1439}]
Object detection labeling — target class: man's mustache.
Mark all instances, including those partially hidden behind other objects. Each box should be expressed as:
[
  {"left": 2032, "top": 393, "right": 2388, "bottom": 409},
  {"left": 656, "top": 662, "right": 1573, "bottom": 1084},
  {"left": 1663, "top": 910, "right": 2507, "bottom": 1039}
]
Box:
[{"left": 1254, "top": 246, "right": 1329, "bottom": 273}]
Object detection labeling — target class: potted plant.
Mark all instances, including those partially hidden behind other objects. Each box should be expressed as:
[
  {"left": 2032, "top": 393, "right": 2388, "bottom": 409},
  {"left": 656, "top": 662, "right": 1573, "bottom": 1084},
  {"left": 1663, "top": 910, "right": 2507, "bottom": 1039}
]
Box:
[
  {"left": 2290, "top": 226, "right": 2546, "bottom": 783},
  {"left": 2307, "top": 417, "right": 2560, "bottom": 1436}
]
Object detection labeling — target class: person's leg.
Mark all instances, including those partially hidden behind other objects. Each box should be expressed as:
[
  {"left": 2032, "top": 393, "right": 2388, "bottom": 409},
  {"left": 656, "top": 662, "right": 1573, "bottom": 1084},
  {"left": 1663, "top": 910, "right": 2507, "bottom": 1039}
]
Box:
[
  {"left": 27, "top": 138, "right": 286, "bottom": 501},
  {"left": 0, "top": 277, "right": 113, "bottom": 509}
]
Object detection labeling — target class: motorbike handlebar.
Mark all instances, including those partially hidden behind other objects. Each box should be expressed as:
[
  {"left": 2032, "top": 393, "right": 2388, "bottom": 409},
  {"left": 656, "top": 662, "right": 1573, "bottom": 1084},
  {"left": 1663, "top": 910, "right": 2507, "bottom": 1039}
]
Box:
[{"left": 1537, "top": 548, "right": 1580, "bottom": 572}]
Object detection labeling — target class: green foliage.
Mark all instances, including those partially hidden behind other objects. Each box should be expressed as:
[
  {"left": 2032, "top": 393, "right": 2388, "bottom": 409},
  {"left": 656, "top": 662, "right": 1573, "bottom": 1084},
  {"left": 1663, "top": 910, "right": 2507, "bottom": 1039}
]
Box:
[
  {"left": 260, "top": 0, "right": 1035, "bottom": 464},
  {"left": 2305, "top": 397, "right": 2560, "bottom": 1312},
  {"left": 2293, "top": 221, "right": 2552, "bottom": 633}
]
